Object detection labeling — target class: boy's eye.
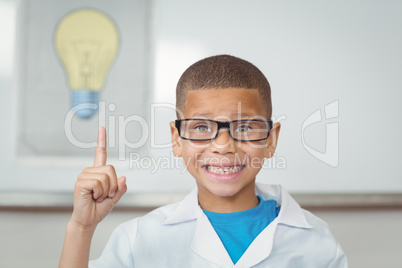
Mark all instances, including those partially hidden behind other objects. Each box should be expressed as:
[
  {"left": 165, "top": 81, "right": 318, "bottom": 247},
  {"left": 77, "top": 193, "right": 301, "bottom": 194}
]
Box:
[
  {"left": 194, "top": 125, "right": 212, "bottom": 132},
  {"left": 234, "top": 124, "right": 251, "bottom": 132}
]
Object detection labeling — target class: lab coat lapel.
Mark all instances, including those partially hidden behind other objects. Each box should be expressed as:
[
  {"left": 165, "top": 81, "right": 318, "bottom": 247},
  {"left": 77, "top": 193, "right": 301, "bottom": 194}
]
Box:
[
  {"left": 192, "top": 212, "right": 234, "bottom": 267},
  {"left": 235, "top": 184, "right": 313, "bottom": 267},
  {"left": 234, "top": 219, "right": 278, "bottom": 267},
  {"left": 164, "top": 187, "right": 233, "bottom": 266}
]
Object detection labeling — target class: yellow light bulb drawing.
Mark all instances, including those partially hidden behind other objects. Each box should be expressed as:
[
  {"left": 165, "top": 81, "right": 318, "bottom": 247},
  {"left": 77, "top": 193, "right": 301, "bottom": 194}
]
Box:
[{"left": 55, "top": 9, "right": 119, "bottom": 119}]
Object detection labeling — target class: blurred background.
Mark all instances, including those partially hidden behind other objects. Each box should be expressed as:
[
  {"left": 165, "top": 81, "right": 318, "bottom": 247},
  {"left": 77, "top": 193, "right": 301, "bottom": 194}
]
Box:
[{"left": 0, "top": 0, "right": 401, "bottom": 267}]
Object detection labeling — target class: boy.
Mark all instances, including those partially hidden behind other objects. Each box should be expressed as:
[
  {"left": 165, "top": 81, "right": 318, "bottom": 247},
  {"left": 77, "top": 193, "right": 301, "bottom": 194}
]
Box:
[{"left": 59, "top": 55, "right": 347, "bottom": 267}]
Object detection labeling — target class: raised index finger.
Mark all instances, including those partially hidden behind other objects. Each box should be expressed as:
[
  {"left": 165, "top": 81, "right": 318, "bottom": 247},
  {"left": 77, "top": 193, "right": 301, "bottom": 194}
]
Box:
[{"left": 94, "top": 126, "right": 107, "bottom": 167}]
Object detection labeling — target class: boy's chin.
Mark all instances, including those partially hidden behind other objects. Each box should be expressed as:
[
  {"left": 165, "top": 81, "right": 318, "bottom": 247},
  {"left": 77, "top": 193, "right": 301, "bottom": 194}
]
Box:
[{"left": 200, "top": 183, "right": 252, "bottom": 199}]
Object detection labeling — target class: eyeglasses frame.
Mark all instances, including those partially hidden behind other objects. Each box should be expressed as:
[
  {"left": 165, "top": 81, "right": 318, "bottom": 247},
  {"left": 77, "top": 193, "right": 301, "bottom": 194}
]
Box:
[{"left": 175, "top": 118, "right": 273, "bottom": 142}]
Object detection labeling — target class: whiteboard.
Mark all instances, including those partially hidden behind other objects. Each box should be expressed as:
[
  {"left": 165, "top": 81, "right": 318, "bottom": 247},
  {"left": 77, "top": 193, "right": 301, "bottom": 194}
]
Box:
[{"left": 1, "top": 0, "right": 401, "bottom": 207}]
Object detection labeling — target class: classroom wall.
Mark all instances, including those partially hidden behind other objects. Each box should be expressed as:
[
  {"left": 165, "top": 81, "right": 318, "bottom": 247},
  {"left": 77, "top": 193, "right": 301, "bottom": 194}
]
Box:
[
  {"left": 1, "top": 208, "right": 401, "bottom": 268},
  {"left": 1, "top": 0, "right": 402, "bottom": 196}
]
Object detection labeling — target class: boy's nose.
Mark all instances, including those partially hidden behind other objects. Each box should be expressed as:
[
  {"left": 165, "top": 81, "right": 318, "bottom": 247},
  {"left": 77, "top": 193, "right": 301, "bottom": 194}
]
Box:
[{"left": 210, "top": 129, "right": 236, "bottom": 153}]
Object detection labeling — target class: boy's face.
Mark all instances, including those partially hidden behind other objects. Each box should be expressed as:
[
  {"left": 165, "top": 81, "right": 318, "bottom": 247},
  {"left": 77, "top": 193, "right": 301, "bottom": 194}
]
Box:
[{"left": 170, "top": 88, "right": 281, "bottom": 209}]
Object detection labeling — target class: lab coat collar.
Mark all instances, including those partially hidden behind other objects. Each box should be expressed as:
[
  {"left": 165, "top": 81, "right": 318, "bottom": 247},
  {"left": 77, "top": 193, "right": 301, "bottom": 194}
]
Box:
[
  {"left": 163, "top": 187, "right": 201, "bottom": 224},
  {"left": 255, "top": 183, "right": 313, "bottom": 229},
  {"left": 163, "top": 183, "right": 313, "bottom": 267},
  {"left": 164, "top": 183, "right": 312, "bottom": 229}
]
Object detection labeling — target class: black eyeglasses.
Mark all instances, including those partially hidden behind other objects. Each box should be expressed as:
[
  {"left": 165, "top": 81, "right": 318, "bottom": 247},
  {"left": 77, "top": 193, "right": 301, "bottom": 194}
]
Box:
[{"left": 175, "top": 119, "right": 273, "bottom": 142}]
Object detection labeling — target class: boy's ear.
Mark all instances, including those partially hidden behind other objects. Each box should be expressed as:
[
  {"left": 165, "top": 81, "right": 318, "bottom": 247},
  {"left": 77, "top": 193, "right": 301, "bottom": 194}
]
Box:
[
  {"left": 265, "top": 122, "right": 281, "bottom": 159},
  {"left": 170, "top": 121, "right": 182, "bottom": 157}
]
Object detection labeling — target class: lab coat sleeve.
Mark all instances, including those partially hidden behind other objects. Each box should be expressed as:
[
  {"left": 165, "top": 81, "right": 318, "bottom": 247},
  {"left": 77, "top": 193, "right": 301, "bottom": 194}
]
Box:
[
  {"left": 89, "top": 218, "right": 138, "bottom": 268},
  {"left": 327, "top": 243, "right": 348, "bottom": 268}
]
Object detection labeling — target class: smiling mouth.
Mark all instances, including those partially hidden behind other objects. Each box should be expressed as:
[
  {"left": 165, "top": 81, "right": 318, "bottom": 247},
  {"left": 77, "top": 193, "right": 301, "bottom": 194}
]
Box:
[{"left": 205, "top": 165, "right": 245, "bottom": 175}]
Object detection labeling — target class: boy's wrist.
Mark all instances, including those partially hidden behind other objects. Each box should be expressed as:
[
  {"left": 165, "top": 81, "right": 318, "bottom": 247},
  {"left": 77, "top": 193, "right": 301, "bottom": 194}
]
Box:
[
  {"left": 60, "top": 219, "right": 95, "bottom": 268},
  {"left": 67, "top": 219, "right": 97, "bottom": 236}
]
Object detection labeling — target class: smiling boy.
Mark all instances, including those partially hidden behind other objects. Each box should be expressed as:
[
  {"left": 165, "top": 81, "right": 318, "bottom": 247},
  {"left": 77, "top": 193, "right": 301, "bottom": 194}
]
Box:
[
  {"left": 59, "top": 55, "right": 347, "bottom": 267},
  {"left": 172, "top": 88, "right": 273, "bottom": 213}
]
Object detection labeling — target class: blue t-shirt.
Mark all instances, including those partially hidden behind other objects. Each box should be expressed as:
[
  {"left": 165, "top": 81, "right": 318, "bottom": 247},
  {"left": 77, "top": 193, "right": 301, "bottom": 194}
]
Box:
[{"left": 203, "top": 196, "right": 280, "bottom": 264}]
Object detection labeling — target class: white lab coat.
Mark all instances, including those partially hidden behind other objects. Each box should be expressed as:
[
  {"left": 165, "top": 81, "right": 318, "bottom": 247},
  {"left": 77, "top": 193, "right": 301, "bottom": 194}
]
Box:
[{"left": 90, "top": 183, "right": 348, "bottom": 267}]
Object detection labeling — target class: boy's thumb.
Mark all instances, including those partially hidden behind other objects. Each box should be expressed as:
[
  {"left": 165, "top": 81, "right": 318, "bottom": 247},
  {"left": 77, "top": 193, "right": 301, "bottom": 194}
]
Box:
[{"left": 112, "top": 176, "right": 127, "bottom": 204}]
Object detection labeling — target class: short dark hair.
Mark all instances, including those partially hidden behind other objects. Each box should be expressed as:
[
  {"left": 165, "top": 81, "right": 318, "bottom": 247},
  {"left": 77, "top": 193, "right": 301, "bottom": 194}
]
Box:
[{"left": 176, "top": 54, "right": 272, "bottom": 119}]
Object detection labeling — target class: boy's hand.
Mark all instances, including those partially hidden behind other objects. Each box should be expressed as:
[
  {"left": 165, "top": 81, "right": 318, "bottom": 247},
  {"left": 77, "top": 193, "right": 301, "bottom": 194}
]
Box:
[{"left": 70, "top": 126, "right": 127, "bottom": 228}]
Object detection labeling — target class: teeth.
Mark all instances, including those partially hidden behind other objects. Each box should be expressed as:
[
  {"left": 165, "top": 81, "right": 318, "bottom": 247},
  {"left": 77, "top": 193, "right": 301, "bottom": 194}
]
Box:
[{"left": 207, "top": 165, "right": 242, "bottom": 174}]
